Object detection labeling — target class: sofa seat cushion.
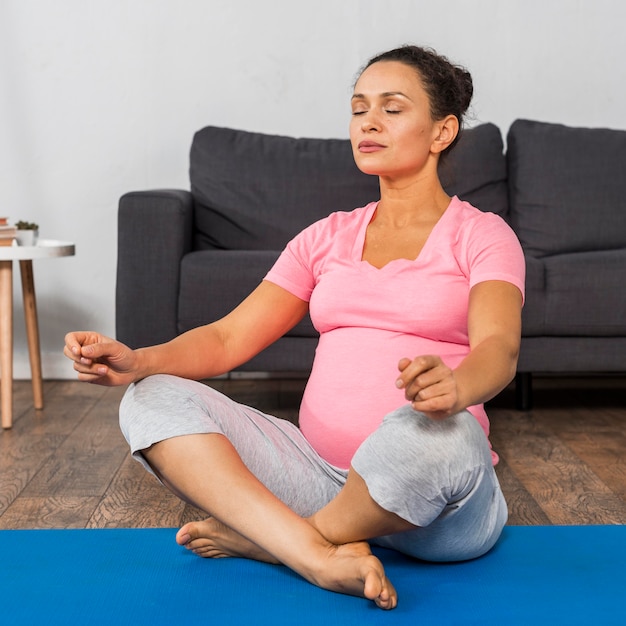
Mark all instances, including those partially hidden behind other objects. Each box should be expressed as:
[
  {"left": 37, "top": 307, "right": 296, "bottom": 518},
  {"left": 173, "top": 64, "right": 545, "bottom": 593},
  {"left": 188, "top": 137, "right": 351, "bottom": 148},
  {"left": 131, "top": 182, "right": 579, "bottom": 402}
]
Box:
[
  {"left": 522, "top": 249, "right": 626, "bottom": 336},
  {"left": 520, "top": 256, "right": 546, "bottom": 335},
  {"left": 190, "top": 126, "right": 380, "bottom": 251},
  {"left": 507, "top": 119, "right": 626, "bottom": 258},
  {"left": 518, "top": 336, "right": 626, "bottom": 373},
  {"left": 178, "top": 250, "right": 318, "bottom": 338}
]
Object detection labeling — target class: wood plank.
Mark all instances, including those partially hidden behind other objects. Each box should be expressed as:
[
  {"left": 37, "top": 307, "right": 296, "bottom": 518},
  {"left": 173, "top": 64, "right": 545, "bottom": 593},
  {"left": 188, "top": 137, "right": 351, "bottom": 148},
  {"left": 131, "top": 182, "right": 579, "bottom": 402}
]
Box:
[
  {"left": 2, "top": 378, "right": 625, "bottom": 529},
  {"left": 0, "top": 434, "right": 66, "bottom": 516},
  {"left": 562, "top": 435, "right": 626, "bottom": 500},
  {"left": 19, "top": 385, "right": 127, "bottom": 498},
  {"left": 511, "top": 405, "right": 626, "bottom": 501},
  {"left": 180, "top": 503, "right": 209, "bottom": 526},
  {"left": 8, "top": 379, "right": 110, "bottom": 435},
  {"left": 490, "top": 408, "right": 626, "bottom": 525},
  {"left": 87, "top": 453, "right": 186, "bottom": 529},
  {"left": 0, "top": 496, "right": 101, "bottom": 529},
  {"left": 494, "top": 457, "right": 551, "bottom": 526},
  {"left": 2, "top": 378, "right": 42, "bottom": 427},
  {"left": 0, "top": 381, "right": 111, "bottom": 515},
  {"left": 491, "top": 408, "right": 552, "bottom": 526}
]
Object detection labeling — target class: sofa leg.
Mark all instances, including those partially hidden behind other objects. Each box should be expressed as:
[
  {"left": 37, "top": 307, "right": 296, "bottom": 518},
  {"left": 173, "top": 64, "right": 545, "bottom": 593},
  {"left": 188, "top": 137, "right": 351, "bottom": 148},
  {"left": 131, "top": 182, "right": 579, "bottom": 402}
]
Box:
[{"left": 515, "top": 372, "right": 533, "bottom": 411}]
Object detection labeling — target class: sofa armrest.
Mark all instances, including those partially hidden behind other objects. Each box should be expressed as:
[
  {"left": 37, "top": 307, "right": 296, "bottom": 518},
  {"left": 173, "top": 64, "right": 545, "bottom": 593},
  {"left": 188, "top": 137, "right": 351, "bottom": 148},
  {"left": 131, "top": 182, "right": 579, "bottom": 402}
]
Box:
[{"left": 116, "top": 189, "right": 193, "bottom": 348}]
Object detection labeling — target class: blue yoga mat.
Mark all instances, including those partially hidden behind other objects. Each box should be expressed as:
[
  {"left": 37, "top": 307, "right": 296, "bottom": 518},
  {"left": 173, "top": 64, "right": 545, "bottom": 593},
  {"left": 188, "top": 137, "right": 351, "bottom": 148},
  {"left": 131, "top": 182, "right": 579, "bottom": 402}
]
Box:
[{"left": 1, "top": 525, "right": 623, "bottom": 625}]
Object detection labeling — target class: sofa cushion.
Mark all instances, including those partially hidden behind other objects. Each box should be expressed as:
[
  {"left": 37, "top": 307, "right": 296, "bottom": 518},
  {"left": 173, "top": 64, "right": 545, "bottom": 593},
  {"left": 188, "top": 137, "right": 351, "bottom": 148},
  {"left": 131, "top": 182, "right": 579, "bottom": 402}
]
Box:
[
  {"left": 439, "top": 122, "right": 509, "bottom": 219},
  {"left": 190, "top": 127, "right": 380, "bottom": 251},
  {"left": 190, "top": 124, "right": 508, "bottom": 252},
  {"left": 178, "top": 250, "right": 317, "bottom": 338},
  {"left": 522, "top": 249, "right": 626, "bottom": 337},
  {"left": 507, "top": 119, "right": 626, "bottom": 257},
  {"left": 543, "top": 249, "right": 626, "bottom": 335},
  {"left": 520, "top": 256, "right": 546, "bottom": 336},
  {"left": 518, "top": 336, "right": 626, "bottom": 373}
]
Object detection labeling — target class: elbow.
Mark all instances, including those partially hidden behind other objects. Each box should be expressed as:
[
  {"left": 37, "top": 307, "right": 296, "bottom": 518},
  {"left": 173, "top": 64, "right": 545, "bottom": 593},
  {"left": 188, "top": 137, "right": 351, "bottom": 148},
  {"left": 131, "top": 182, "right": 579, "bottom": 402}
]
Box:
[{"left": 505, "top": 337, "right": 521, "bottom": 385}]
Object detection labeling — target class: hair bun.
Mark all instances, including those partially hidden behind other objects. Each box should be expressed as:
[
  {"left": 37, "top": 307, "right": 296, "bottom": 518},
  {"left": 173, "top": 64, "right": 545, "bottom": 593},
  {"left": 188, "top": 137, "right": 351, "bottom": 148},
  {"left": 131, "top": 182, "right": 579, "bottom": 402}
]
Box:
[{"left": 452, "top": 65, "right": 473, "bottom": 117}]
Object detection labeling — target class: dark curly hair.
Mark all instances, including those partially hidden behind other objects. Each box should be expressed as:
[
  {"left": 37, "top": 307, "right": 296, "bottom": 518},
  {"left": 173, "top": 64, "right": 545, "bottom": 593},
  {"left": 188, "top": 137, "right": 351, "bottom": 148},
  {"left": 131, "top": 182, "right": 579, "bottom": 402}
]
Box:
[{"left": 358, "top": 45, "right": 473, "bottom": 154}]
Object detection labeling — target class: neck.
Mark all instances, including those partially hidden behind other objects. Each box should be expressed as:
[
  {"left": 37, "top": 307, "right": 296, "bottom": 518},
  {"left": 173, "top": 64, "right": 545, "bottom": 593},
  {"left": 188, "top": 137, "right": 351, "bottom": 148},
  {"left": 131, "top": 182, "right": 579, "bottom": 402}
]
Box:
[{"left": 376, "top": 173, "right": 450, "bottom": 227}]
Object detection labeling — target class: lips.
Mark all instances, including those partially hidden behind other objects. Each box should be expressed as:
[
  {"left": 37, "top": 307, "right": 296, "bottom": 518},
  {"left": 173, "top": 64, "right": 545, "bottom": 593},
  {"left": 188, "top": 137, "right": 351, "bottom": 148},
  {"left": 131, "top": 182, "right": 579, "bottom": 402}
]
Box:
[{"left": 358, "top": 140, "right": 385, "bottom": 153}]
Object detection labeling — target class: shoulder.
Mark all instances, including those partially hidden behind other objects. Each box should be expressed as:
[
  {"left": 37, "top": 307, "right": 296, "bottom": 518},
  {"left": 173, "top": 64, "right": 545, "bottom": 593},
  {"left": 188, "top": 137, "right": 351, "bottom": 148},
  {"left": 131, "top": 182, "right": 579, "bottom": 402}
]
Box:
[
  {"left": 449, "top": 196, "right": 508, "bottom": 227},
  {"left": 447, "top": 198, "right": 525, "bottom": 297},
  {"left": 286, "top": 202, "right": 375, "bottom": 252},
  {"left": 278, "top": 202, "right": 375, "bottom": 265},
  {"left": 448, "top": 197, "right": 519, "bottom": 246},
  {"left": 302, "top": 203, "right": 374, "bottom": 235}
]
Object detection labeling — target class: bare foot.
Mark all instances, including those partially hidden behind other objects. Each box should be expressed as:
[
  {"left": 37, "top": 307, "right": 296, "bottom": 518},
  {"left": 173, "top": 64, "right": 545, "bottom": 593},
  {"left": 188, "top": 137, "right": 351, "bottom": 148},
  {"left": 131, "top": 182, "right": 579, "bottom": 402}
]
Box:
[
  {"left": 176, "top": 519, "right": 397, "bottom": 610},
  {"left": 176, "top": 518, "right": 279, "bottom": 563},
  {"left": 311, "top": 541, "right": 397, "bottom": 610}
]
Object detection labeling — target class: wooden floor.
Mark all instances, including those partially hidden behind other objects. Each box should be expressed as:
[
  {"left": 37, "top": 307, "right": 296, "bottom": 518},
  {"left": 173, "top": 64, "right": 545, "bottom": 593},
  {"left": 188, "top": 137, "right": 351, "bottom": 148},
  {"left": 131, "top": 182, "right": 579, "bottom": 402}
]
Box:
[{"left": 1, "top": 376, "right": 625, "bottom": 529}]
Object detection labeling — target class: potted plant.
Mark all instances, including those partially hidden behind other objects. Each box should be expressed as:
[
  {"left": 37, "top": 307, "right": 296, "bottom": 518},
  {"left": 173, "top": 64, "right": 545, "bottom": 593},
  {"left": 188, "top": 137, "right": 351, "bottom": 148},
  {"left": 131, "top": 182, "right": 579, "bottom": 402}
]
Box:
[{"left": 15, "top": 220, "right": 39, "bottom": 246}]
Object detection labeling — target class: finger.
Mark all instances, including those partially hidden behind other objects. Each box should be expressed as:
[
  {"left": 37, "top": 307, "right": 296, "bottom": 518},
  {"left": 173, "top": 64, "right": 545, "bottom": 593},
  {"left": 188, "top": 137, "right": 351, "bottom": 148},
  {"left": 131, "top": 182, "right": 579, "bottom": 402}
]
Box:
[
  {"left": 63, "top": 346, "right": 94, "bottom": 370},
  {"left": 396, "top": 355, "right": 439, "bottom": 389},
  {"left": 79, "top": 340, "right": 115, "bottom": 361},
  {"left": 64, "top": 330, "right": 94, "bottom": 348},
  {"left": 397, "top": 357, "right": 412, "bottom": 373},
  {"left": 65, "top": 332, "right": 105, "bottom": 363},
  {"left": 415, "top": 369, "right": 457, "bottom": 401},
  {"left": 64, "top": 334, "right": 83, "bottom": 357},
  {"left": 411, "top": 380, "right": 458, "bottom": 416},
  {"left": 411, "top": 396, "right": 452, "bottom": 420},
  {"left": 73, "top": 360, "right": 108, "bottom": 378},
  {"left": 413, "top": 366, "right": 450, "bottom": 394},
  {"left": 63, "top": 345, "right": 79, "bottom": 362},
  {"left": 412, "top": 377, "right": 445, "bottom": 400},
  {"left": 75, "top": 370, "right": 111, "bottom": 386},
  {"left": 63, "top": 342, "right": 90, "bottom": 364}
]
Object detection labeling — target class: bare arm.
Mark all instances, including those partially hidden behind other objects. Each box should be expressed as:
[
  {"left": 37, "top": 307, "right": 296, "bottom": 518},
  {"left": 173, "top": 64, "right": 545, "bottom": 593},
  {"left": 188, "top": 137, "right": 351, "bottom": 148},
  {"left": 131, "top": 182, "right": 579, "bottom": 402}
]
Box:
[
  {"left": 395, "top": 280, "right": 523, "bottom": 419},
  {"left": 64, "top": 281, "right": 309, "bottom": 385}
]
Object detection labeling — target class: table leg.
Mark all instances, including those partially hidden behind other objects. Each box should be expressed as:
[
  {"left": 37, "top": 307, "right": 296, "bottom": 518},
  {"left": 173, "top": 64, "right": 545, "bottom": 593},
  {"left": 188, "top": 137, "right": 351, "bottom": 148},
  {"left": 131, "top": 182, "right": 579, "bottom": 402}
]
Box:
[
  {"left": 0, "top": 260, "right": 13, "bottom": 429},
  {"left": 19, "top": 260, "right": 43, "bottom": 410}
]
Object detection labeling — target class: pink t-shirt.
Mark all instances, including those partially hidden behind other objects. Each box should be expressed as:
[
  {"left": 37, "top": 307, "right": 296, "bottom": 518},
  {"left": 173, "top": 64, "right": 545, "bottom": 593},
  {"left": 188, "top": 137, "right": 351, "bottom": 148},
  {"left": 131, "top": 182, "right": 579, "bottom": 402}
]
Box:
[{"left": 265, "top": 197, "right": 526, "bottom": 469}]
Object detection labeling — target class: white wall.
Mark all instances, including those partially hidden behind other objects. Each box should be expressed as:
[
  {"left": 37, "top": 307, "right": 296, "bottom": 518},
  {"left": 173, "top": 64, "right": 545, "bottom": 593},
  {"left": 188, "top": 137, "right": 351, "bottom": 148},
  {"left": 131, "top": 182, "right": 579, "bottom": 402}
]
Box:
[{"left": 1, "top": 0, "right": 624, "bottom": 379}]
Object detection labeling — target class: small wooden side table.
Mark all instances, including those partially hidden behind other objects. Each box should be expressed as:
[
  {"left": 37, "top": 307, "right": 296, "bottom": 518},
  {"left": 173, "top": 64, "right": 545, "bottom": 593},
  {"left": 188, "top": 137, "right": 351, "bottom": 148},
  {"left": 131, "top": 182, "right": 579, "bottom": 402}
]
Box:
[{"left": 0, "top": 239, "right": 75, "bottom": 428}]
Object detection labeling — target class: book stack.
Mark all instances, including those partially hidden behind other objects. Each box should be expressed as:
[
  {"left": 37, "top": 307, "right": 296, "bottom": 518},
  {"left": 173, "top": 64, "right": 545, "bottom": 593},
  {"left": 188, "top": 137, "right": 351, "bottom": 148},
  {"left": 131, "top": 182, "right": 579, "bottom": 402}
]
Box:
[{"left": 0, "top": 218, "right": 17, "bottom": 246}]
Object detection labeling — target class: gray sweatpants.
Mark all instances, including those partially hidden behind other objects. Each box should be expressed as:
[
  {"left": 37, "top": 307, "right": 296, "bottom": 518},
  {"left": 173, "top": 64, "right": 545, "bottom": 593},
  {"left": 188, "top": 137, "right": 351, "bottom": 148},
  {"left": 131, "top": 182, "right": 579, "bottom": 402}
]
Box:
[{"left": 120, "top": 374, "right": 507, "bottom": 562}]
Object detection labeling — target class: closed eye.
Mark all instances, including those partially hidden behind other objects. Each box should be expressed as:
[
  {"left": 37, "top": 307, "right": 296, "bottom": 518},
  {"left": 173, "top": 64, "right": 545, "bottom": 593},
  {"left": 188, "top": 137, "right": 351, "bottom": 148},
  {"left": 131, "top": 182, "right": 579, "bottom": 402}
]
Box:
[{"left": 352, "top": 109, "right": 400, "bottom": 116}]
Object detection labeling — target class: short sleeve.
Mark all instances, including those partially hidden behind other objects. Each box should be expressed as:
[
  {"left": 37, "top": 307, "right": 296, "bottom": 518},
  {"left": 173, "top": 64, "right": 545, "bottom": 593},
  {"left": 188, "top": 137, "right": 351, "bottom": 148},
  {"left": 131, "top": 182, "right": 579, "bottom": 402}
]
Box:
[
  {"left": 465, "top": 213, "right": 526, "bottom": 304},
  {"left": 263, "top": 207, "right": 370, "bottom": 302},
  {"left": 264, "top": 225, "right": 318, "bottom": 302}
]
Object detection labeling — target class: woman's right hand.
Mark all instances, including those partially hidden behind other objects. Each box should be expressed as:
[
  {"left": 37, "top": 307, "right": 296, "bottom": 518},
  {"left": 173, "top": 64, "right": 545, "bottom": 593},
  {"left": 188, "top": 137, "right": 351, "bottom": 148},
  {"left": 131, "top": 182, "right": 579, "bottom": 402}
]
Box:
[{"left": 63, "top": 331, "right": 140, "bottom": 386}]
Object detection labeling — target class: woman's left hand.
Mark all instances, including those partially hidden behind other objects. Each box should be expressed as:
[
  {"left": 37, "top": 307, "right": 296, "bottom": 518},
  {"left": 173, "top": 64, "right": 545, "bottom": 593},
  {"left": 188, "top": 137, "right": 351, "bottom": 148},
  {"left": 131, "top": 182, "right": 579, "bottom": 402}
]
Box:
[{"left": 395, "top": 355, "right": 461, "bottom": 420}]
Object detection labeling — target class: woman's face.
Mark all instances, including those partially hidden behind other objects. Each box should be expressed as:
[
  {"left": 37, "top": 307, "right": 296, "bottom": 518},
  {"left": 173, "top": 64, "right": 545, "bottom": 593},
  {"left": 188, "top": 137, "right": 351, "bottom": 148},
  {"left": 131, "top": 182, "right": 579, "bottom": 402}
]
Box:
[{"left": 350, "top": 60, "right": 443, "bottom": 180}]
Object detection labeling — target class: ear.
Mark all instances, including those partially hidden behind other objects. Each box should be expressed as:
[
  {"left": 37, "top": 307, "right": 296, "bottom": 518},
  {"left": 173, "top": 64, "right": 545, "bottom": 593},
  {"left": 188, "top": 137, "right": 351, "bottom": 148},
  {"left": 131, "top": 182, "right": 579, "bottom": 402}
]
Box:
[{"left": 431, "top": 115, "right": 459, "bottom": 154}]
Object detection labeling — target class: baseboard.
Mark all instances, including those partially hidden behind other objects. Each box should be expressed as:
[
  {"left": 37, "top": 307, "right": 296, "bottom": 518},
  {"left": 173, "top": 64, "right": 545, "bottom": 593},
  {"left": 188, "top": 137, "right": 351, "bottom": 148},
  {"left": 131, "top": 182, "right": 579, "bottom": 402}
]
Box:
[{"left": 11, "top": 350, "right": 75, "bottom": 380}]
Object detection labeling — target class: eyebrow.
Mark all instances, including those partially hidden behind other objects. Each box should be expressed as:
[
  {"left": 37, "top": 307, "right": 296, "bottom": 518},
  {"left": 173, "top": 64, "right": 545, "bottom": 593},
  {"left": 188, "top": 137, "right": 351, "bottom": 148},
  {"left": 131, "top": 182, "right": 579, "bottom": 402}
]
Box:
[{"left": 351, "top": 91, "right": 411, "bottom": 101}]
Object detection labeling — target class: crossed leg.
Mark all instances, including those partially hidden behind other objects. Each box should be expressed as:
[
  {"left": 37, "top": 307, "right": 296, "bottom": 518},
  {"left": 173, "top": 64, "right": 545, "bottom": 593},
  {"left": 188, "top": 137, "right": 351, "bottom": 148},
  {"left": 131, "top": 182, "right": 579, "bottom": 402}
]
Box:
[
  {"left": 176, "top": 470, "right": 414, "bottom": 561},
  {"left": 142, "top": 432, "right": 414, "bottom": 609}
]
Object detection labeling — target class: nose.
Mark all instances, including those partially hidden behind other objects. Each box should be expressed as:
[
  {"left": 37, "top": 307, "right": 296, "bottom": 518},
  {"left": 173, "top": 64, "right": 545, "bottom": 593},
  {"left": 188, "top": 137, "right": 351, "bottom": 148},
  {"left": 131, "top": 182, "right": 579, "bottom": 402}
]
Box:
[{"left": 360, "top": 110, "right": 382, "bottom": 132}]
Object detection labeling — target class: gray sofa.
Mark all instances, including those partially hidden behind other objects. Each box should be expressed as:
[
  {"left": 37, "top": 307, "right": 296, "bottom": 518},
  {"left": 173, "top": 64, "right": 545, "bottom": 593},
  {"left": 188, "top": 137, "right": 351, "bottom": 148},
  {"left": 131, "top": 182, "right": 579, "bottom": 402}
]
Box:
[{"left": 116, "top": 120, "right": 626, "bottom": 409}]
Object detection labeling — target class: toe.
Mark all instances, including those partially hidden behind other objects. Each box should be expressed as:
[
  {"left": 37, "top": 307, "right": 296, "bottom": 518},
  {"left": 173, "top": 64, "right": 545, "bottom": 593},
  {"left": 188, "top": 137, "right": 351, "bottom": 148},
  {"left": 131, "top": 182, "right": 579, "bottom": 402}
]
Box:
[{"left": 176, "top": 524, "right": 194, "bottom": 546}]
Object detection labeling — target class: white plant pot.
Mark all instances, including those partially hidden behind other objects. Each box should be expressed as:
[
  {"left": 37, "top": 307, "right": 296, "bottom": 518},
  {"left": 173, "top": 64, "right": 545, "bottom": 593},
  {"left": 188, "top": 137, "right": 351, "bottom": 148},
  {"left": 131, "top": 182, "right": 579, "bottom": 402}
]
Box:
[{"left": 16, "top": 230, "right": 39, "bottom": 246}]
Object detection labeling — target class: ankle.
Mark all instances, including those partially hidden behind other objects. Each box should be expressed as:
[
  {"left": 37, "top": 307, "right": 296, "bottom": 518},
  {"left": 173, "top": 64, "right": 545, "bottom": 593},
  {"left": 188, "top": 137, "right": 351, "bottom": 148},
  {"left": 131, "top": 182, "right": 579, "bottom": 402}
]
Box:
[
  {"left": 306, "top": 512, "right": 341, "bottom": 545},
  {"left": 298, "top": 541, "right": 338, "bottom": 588}
]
